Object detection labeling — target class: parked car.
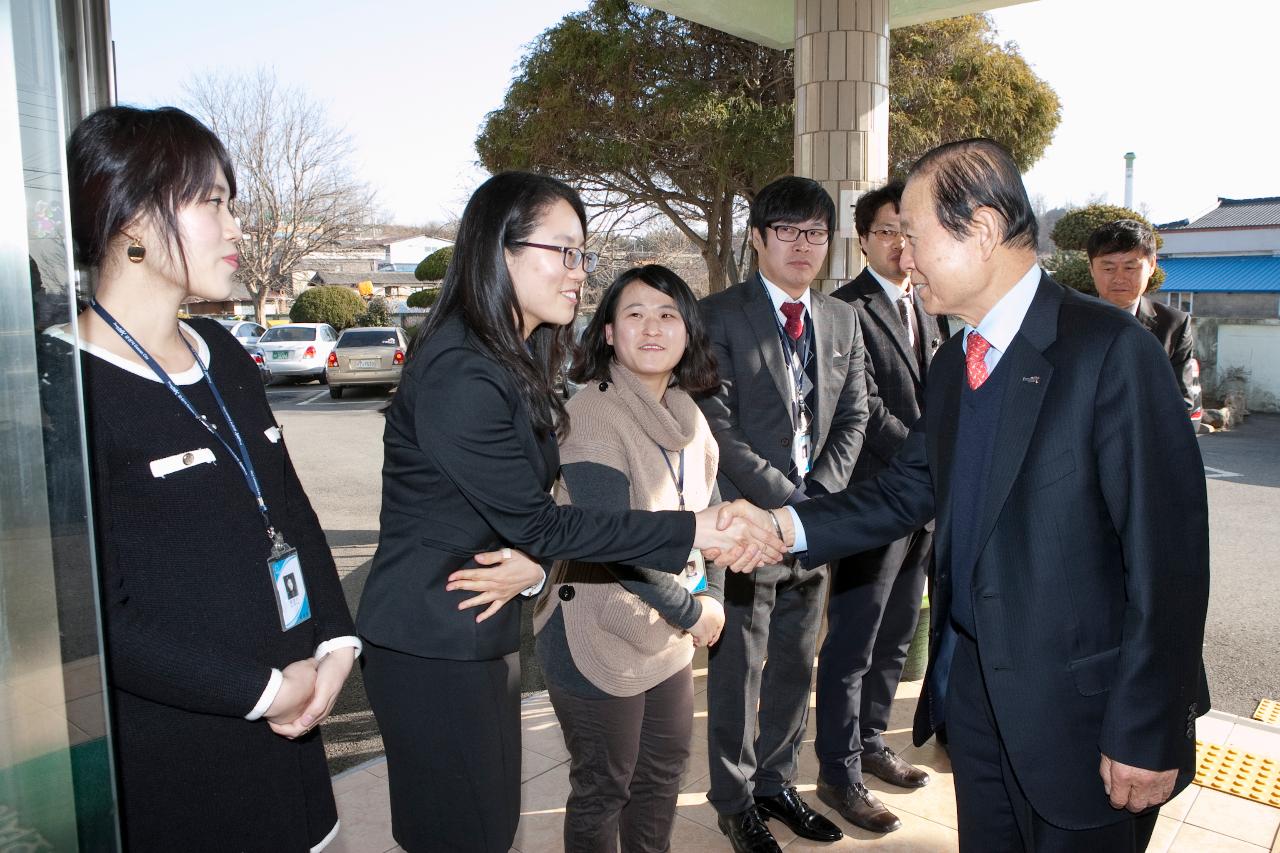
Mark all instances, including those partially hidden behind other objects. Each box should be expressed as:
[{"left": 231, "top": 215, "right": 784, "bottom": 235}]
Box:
[
  {"left": 214, "top": 318, "right": 266, "bottom": 348},
  {"left": 256, "top": 323, "right": 339, "bottom": 383},
  {"left": 325, "top": 326, "right": 409, "bottom": 399},
  {"left": 246, "top": 344, "right": 272, "bottom": 385}
]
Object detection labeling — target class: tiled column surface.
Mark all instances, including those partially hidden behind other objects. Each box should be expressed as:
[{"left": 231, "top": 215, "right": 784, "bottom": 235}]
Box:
[{"left": 794, "top": 0, "right": 889, "bottom": 291}]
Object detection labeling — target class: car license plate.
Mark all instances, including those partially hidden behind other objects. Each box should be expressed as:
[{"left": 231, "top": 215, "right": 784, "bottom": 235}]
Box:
[
  {"left": 353, "top": 359, "right": 379, "bottom": 369},
  {"left": 272, "top": 350, "right": 290, "bottom": 360}
]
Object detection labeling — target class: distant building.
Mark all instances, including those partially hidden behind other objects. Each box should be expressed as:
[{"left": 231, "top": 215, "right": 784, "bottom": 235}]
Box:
[
  {"left": 307, "top": 270, "right": 424, "bottom": 300},
  {"left": 1156, "top": 197, "right": 1280, "bottom": 319},
  {"left": 184, "top": 280, "right": 289, "bottom": 318},
  {"left": 381, "top": 235, "right": 453, "bottom": 273}
]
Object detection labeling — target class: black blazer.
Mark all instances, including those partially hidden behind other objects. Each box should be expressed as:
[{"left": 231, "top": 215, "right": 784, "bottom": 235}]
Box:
[
  {"left": 697, "top": 274, "right": 869, "bottom": 506},
  {"left": 1137, "top": 296, "right": 1197, "bottom": 412},
  {"left": 795, "top": 273, "right": 1210, "bottom": 830},
  {"left": 830, "top": 268, "right": 944, "bottom": 480},
  {"left": 357, "top": 316, "right": 695, "bottom": 661}
]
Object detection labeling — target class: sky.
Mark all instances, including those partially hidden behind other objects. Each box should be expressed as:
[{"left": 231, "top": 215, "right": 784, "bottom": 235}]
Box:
[{"left": 110, "top": 0, "right": 1279, "bottom": 228}]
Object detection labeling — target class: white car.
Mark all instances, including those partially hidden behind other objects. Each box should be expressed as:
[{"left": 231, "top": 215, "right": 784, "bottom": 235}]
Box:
[
  {"left": 256, "top": 323, "right": 339, "bottom": 383},
  {"left": 214, "top": 318, "right": 267, "bottom": 348}
]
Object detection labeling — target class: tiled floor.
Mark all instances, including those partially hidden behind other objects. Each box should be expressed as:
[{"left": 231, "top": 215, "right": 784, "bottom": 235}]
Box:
[{"left": 325, "top": 665, "right": 1280, "bottom": 853}]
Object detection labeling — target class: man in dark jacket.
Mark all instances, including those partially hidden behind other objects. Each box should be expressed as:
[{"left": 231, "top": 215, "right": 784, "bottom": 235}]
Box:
[{"left": 1088, "top": 219, "right": 1198, "bottom": 415}]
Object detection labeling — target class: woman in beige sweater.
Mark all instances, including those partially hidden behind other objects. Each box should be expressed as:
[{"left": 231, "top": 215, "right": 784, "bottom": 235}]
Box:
[{"left": 532, "top": 265, "right": 726, "bottom": 852}]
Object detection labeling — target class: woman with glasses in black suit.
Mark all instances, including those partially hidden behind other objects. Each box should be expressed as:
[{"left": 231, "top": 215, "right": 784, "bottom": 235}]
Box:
[{"left": 356, "top": 172, "right": 783, "bottom": 853}]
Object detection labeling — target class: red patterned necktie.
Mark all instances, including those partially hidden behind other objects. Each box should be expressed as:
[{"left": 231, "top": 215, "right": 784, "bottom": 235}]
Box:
[
  {"left": 780, "top": 301, "right": 805, "bottom": 340},
  {"left": 966, "top": 332, "right": 991, "bottom": 390}
]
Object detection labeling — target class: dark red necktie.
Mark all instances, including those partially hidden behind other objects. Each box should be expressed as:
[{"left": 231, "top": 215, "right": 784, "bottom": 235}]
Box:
[
  {"left": 780, "top": 301, "right": 805, "bottom": 341},
  {"left": 966, "top": 332, "right": 991, "bottom": 390}
]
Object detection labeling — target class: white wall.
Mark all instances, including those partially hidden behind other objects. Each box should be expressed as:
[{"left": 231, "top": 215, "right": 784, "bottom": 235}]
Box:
[
  {"left": 1160, "top": 227, "right": 1280, "bottom": 257},
  {"left": 387, "top": 236, "right": 453, "bottom": 266},
  {"left": 1216, "top": 322, "right": 1280, "bottom": 412}
]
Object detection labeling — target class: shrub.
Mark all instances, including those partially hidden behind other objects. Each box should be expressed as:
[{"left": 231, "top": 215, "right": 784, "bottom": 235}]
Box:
[
  {"left": 289, "top": 285, "right": 366, "bottom": 330},
  {"left": 407, "top": 287, "right": 440, "bottom": 309},
  {"left": 415, "top": 246, "right": 454, "bottom": 281},
  {"left": 357, "top": 295, "right": 392, "bottom": 327},
  {"left": 1050, "top": 204, "right": 1165, "bottom": 291},
  {"left": 1044, "top": 249, "right": 1095, "bottom": 295}
]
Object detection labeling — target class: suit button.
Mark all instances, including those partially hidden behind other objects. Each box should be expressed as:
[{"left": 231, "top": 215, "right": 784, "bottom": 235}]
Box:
[
  {"left": 781, "top": 437, "right": 790, "bottom": 448},
  {"left": 558, "top": 585, "right": 575, "bottom": 602}
]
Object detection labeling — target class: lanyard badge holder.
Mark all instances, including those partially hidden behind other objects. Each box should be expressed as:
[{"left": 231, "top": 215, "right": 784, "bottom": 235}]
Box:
[
  {"left": 657, "top": 443, "right": 708, "bottom": 594},
  {"left": 90, "top": 302, "right": 311, "bottom": 631},
  {"left": 778, "top": 322, "right": 814, "bottom": 478}
]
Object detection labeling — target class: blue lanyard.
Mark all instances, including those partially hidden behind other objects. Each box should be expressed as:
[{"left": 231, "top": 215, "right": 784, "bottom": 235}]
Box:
[
  {"left": 90, "top": 301, "right": 275, "bottom": 540},
  {"left": 655, "top": 443, "right": 686, "bottom": 511}
]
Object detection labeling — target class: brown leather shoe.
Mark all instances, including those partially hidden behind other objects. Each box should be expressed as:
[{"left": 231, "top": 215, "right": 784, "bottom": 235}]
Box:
[
  {"left": 862, "top": 746, "right": 931, "bottom": 789},
  {"left": 816, "top": 779, "right": 902, "bottom": 834}
]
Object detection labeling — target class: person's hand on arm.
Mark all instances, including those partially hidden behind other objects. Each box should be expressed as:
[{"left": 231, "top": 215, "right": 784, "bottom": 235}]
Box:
[
  {"left": 448, "top": 548, "right": 546, "bottom": 623},
  {"left": 1099, "top": 755, "right": 1177, "bottom": 813},
  {"left": 688, "top": 595, "right": 725, "bottom": 648},
  {"left": 265, "top": 658, "right": 319, "bottom": 738}
]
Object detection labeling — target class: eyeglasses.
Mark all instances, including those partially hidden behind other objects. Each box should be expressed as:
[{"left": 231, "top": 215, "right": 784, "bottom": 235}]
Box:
[
  {"left": 507, "top": 240, "right": 600, "bottom": 273},
  {"left": 768, "top": 224, "right": 830, "bottom": 245},
  {"left": 868, "top": 228, "right": 905, "bottom": 243}
]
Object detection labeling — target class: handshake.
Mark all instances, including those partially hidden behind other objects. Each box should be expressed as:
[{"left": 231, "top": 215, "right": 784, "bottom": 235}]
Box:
[{"left": 693, "top": 499, "right": 795, "bottom": 573}]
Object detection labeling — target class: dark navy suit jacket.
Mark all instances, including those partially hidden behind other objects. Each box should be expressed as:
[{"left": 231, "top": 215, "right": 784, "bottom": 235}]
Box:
[{"left": 794, "top": 273, "right": 1211, "bottom": 829}]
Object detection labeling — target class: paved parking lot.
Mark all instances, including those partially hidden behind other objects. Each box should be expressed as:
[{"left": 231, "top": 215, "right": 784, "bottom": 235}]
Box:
[{"left": 273, "top": 380, "right": 1280, "bottom": 770}]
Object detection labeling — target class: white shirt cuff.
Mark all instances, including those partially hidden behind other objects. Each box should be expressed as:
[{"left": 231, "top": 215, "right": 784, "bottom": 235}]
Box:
[
  {"left": 315, "top": 636, "right": 363, "bottom": 661},
  {"left": 784, "top": 506, "right": 809, "bottom": 553},
  {"left": 246, "top": 668, "right": 283, "bottom": 721},
  {"left": 520, "top": 569, "right": 548, "bottom": 598}
]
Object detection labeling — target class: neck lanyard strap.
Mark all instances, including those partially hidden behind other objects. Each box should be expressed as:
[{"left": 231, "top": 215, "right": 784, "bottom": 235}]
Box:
[
  {"left": 89, "top": 301, "right": 274, "bottom": 538},
  {"left": 656, "top": 443, "right": 685, "bottom": 511}
]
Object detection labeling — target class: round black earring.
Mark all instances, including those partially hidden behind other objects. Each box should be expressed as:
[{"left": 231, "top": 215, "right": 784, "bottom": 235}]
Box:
[{"left": 126, "top": 237, "right": 145, "bottom": 264}]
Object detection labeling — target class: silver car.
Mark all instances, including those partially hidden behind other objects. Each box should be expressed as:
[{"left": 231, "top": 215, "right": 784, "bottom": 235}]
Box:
[
  {"left": 215, "top": 318, "right": 267, "bottom": 348},
  {"left": 325, "top": 327, "right": 409, "bottom": 399},
  {"left": 256, "top": 323, "right": 339, "bottom": 383}
]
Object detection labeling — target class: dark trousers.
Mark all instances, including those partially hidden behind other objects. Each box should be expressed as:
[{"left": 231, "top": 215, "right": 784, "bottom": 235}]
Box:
[
  {"left": 816, "top": 528, "right": 931, "bottom": 785},
  {"left": 948, "top": 633, "right": 1159, "bottom": 853},
  {"left": 707, "top": 560, "right": 828, "bottom": 814},
  {"left": 362, "top": 643, "right": 521, "bottom": 853},
  {"left": 548, "top": 665, "right": 694, "bottom": 853}
]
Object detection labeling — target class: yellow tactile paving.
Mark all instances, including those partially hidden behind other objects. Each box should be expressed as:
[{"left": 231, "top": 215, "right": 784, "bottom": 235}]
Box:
[
  {"left": 1194, "top": 740, "right": 1280, "bottom": 808},
  {"left": 1254, "top": 699, "right": 1280, "bottom": 726}
]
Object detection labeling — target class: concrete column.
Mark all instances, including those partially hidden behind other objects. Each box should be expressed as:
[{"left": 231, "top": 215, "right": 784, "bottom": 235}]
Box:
[{"left": 794, "top": 0, "right": 889, "bottom": 292}]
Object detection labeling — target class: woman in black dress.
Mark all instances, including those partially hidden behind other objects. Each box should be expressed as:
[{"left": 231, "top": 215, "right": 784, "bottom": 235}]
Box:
[
  {"left": 356, "top": 172, "right": 781, "bottom": 852},
  {"left": 54, "top": 106, "right": 359, "bottom": 852}
]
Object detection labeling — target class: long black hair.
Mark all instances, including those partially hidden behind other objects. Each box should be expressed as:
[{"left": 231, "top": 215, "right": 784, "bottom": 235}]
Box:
[
  {"left": 68, "top": 106, "right": 236, "bottom": 274},
  {"left": 416, "top": 171, "right": 583, "bottom": 437},
  {"left": 570, "top": 265, "right": 719, "bottom": 395}
]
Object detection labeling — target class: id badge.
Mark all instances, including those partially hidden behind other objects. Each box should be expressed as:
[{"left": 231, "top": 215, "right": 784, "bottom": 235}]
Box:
[
  {"left": 793, "top": 430, "right": 813, "bottom": 477},
  {"left": 682, "top": 549, "right": 708, "bottom": 594},
  {"left": 268, "top": 541, "right": 311, "bottom": 632}
]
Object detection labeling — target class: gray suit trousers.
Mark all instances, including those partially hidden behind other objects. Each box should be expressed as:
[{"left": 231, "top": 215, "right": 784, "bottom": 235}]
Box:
[{"left": 706, "top": 559, "right": 828, "bottom": 814}]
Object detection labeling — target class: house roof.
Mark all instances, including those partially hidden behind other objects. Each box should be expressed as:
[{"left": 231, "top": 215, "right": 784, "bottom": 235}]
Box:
[
  {"left": 1159, "top": 256, "right": 1280, "bottom": 293},
  {"left": 1168, "top": 197, "right": 1280, "bottom": 230},
  {"left": 310, "top": 271, "right": 422, "bottom": 286}
]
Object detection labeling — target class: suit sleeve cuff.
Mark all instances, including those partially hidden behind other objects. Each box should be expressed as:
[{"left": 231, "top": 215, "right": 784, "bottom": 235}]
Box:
[
  {"left": 245, "top": 668, "right": 283, "bottom": 721},
  {"left": 315, "top": 636, "right": 363, "bottom": 661},
  {"left": 784, "top": 506, "right": 809, "bottom": 553},
  {"left": 521, "top": 568, "right": 548, "bottom": 598}
]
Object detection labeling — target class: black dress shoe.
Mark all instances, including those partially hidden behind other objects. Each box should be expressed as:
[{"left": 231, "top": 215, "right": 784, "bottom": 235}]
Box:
[
  {"left": 816, "top": 779, "right": 903, "bottom": 834},
  {"left": 716, "top": 806, "right": 783, "bottom": 853},
  {"left": 862, "top": 746, "right": 931, "bottom": 788},
  {"left": 754, "top": 786, "right": 843, "bottom": 842}
]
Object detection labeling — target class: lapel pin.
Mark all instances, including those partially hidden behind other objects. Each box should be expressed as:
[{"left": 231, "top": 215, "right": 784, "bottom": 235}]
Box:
[
  {"left": 1022, "top": 375, "right": 1041, "bottom": 384},
  {"left": 931, "top": 338, "right": 940, "bottom": 350}
]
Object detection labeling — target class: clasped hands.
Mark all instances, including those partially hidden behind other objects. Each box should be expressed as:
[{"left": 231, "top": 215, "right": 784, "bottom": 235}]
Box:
[
  {"left": 697, "top": 499, "right": 794, "bottom": 571},
  {"left": 264, "top": 647, "right": 356, "bottom": 739}
]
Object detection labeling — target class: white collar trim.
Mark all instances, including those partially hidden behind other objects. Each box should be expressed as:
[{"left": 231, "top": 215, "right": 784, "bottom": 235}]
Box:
[{"left": 46, "top": 320, "right": 211, "bottom": 386}]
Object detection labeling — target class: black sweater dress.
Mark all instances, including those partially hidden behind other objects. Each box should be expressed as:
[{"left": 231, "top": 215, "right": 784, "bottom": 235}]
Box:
[{"left": 42, "top": 318, "right": 356, "bottom": 852}]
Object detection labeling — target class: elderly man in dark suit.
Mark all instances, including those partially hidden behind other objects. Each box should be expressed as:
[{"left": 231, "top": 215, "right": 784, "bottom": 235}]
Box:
[
  {"left": 1088, "top": 219, "right": 1198, "bottom": 415},
  {"left": 698, "top": 176, "right": 870, "bottom": 853},
  {"left": 723, "top": 139, "right": 1210, "bottom": 853},
  {"left": 814, "top": 181, "right": 945, "bottom": 834}
]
